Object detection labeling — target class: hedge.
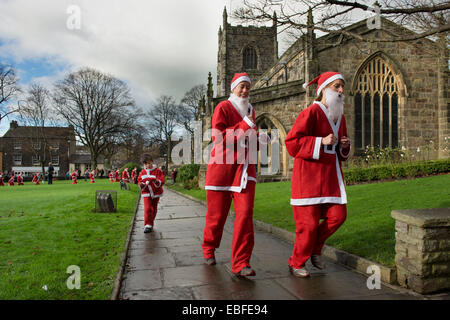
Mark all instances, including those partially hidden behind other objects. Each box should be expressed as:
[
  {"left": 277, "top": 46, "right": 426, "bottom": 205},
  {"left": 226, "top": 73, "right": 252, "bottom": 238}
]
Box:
[
  {"left": 178, "top": 164, "right": 200, "bottom": 183},
  {"left": 344, "top": 159, "right": 450, "bottom": 185},
  {"left": 121, "top": 162, "right": 142, "bottom": 176}
]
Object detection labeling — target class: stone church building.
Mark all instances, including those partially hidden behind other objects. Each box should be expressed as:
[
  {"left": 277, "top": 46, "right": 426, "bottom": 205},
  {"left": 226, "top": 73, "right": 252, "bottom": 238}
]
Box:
[{"left": 199, "top": 8, "right": 448, "bottom": 182}]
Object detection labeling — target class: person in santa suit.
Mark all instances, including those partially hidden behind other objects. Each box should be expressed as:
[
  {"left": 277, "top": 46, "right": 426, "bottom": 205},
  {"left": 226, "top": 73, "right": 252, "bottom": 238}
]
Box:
[
  {"left": 0, "top": 172, "right": 4, "bottom": 187},
  {"left": 114, "top": 169, "right": 120, "bottom": 182},
  {"left": 285, "top": 71, "right": 351, "bottom": 278},
  {"left": 8, "top": 174, "right": 15, "bottom": 186},
  {"left": 137, "top": 154, "right": 165, "bottom": 233},
  {"left": 108, "top": 171, "right": 114, "bottom": 183},
  {"left": 122, "top": 168, "right": 130, "bottom": 183},
  {"left": 32, "top": 173, "right": 40, "bottom": 185},
  {"left": 89, "top": 170, "right": 95, "bottom": 183},
  {"left": 17, "top": 172, "right": 24, "bottom": 186},
  {"left": 202, "top": 72, "right": 270, "bottom": 277},
  {"left": 131, "top": 167, "right": 137, "bottom": 184},
  {"left": 71, "top": 171, "right": 78, "bottom": 185}
]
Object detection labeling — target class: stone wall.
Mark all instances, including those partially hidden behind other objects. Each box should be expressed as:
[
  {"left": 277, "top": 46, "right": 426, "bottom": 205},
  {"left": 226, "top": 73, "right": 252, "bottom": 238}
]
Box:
[
  {"left": 392, "top": 208, "right": 450, "bottom": 294},
  {"left": 217, "top": 9, "right": 278, "bottom": 97}
]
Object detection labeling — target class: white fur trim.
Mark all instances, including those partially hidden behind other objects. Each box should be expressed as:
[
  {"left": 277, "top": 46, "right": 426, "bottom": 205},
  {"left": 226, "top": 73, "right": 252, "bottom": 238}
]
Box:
[
  {"left": 303, "top": 82, "right": 308, "bottom": 89},
  {"left": 243, "top": 116, "right": 255, "bottom": 129},
  {"left": 205, "top": 186, "right": 243, "bottom": 192},
  {"left": 316, "top": 74, "right": 345, "bottom": 96},
  {"left": 313, "top": 137, "right": 322, "bottom": 160},
  {"left": 340, "top": 143, "right": 351, "bottom": 158},
  {"left": 231, "top": 76, "right": 251, "bottom": 92},
  {"left": 291, "top": 196, "right": 346, "bottom": 206}
]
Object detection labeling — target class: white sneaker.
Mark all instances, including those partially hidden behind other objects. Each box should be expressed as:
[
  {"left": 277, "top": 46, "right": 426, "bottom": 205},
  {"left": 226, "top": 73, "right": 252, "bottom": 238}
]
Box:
[
  {"left": 289, "top": 265, "right": 310, "bottom": 278},
  {"left": 311, "top": 255, "right": 326, "bottom": 270},
  {"left": 144, "top": 225, "right": 153, "bottom": 233}
]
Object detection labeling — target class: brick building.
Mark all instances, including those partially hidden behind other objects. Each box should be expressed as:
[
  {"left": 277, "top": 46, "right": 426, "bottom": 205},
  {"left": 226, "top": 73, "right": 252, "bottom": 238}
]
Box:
[
  {"left": 0, "top": 121, "right": 76, "bottom": 178},
  {"left": 198, "top": 8, "right": 449, "bottom": 183}
]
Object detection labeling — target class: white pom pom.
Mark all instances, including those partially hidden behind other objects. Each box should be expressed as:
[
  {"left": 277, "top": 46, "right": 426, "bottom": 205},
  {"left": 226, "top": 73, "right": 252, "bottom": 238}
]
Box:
[{"left": 303, "top": 83, "right": 308, "bottom": 89}]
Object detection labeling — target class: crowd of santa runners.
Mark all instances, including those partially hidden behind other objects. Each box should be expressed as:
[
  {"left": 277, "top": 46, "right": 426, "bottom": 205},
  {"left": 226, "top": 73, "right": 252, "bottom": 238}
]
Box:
[{"left": 0, "top": 167, "right": 140, "bottom": 186}]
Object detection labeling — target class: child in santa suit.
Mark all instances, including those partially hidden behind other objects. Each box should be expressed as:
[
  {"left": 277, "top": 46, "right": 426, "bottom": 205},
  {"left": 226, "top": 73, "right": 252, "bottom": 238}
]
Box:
[
  {"left": 89, "top": 170, "right": 95, "bottom": 183},
  {"left": 285, "top": 72, "right": 351, "bottom": 278},
  {"left": 137, "top": 154, "right": 164, "bottom": 233},
  {"left": 122, "top": 168, "right": 130, "bottom": 183},
  {"left": 17, "top": 173, "right": 24, "bottom": 186},
  {"left": 114, "top": 169, "right": 120, "bottom": 182},
  {"left": 0, "top": 172, "right": 4, "bottom": 186},
  {"left": 108, "top": 171, "right": 114, "bottom": 182},
  {"left": 8, "top": 175, "right": 15, "bottom": 186},
  {"left": 32, "top": 173, "right": 40, "bottom": 185},
  {"left": 131, "top": 167, "right": 137, "bottom": 184},
  {"left": 71, "top": 171, "right": 78, "bottom": 184},
  {"left": 202, "top": 73, "right": 270, "bottom": 277}
]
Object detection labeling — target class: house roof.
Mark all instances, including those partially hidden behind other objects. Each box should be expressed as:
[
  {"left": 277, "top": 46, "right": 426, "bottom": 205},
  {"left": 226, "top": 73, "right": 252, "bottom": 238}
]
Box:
[{"left": 2, "top": 125, "right": 75, "bottom": 140}]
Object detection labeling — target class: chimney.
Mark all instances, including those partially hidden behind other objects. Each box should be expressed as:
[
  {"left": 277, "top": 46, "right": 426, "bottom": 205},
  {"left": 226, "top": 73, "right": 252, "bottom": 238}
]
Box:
[{"left": 10, "top": 121, "right": 18, "bottom": 129}]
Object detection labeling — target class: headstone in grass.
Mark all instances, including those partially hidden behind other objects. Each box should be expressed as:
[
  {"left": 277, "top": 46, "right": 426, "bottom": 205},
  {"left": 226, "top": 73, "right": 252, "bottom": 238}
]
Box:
[{"left": 95, "top": 190, "right": 117, "bottom": 213}]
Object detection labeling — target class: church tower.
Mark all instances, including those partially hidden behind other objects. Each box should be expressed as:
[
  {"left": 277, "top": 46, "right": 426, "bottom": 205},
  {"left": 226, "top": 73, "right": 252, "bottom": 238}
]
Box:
[{"left": 217, "top": 7, "right": 278, "bottom": 97}]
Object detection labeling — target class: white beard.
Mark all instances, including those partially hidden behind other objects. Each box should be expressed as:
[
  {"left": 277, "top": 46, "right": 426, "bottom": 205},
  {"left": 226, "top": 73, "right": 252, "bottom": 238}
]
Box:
[
  {"left": 324, "top": 88, "right": 345, "bottom": 122},
  {"left": 229, "top": 93, "right": 251, "bottom": 117}
]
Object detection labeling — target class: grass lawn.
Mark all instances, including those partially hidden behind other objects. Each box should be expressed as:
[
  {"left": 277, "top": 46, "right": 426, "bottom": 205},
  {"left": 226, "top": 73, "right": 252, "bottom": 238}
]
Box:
[
  {"left": 0, "top": 179, "right": 139, "bottom": 300},
  {"left": 168, "top": 174, "right": 449, "bottom": 267}
]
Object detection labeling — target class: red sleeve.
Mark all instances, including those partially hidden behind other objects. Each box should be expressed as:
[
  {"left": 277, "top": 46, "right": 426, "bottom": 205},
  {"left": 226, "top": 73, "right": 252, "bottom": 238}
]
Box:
[
  {"left": 137, "top": 170, "right": 144, "bottom": 183},
  {"left": 285, "top": 107, "right": 322, "bottom": 161},
  {"left": 157, "top": 169, "right": 165, "bottom": 186},
  {"left": 337, "top": 116, "right": 351, "bottom": 162},
  {"left": 212, "top": 103, "right": 256, "bottom": 145}
]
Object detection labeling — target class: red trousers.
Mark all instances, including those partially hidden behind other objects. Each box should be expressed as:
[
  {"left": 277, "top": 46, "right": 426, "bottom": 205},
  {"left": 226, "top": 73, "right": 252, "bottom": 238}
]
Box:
[
  {"left": 289, "top": 204, "right": 347, "bottom": 269},
  {"left": 144, "top": 196, "right": 160, "bottom": 227},
  {"left": 202, "top": 182, "right": 255, "bottom": 274}
]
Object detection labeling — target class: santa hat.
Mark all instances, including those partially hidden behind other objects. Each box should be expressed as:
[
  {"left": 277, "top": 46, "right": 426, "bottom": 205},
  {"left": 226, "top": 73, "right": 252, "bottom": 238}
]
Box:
[
  {"left": 231, "top": 72, "right": 251, "bottom": 92},
  {"left": 303, "top": 72, "right": 345, "bottom": 96}
]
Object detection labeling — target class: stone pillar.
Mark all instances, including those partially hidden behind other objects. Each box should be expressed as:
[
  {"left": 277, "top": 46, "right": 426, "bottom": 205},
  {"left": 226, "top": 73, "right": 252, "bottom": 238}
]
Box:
[{"left": 392, "top": 208, "right": 450, "bottom": 294}]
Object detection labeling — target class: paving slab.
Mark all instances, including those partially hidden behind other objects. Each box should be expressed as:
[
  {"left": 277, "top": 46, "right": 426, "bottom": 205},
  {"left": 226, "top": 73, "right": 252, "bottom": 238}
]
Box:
[{"left": 119, "top": 188, "right": 431, "bottom": 300}]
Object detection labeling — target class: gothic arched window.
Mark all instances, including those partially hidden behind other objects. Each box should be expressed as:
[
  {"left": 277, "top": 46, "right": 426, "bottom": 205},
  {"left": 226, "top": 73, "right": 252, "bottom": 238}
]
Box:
[
  {"left": 354, "top": 56, "right": 399, "bottom": 149},
  {"left": 243, "top": 47, "right": 257, "bottom": 70}
]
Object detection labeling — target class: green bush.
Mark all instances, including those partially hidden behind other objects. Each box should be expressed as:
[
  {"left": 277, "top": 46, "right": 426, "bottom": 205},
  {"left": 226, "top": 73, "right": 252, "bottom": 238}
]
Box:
[
  {"left": 121, "top": 162, "right": 142, "bottom": 176},
  {"left": 178, "top": 164, "right": 200, "bottom": 184},
  {"left": 183, "top": 176, "right": 199, "bottom": 190},
  {"left": 344, "top": 159, "right": 449, "bottom": 185}
]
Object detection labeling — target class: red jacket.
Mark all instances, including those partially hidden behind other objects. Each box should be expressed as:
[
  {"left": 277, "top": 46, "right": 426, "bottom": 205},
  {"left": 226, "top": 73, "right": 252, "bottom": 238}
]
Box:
[
  {"left": 205, "top": 99, "right": 258, "bottom": 193},
  {"left": 285, "top": 102, "right": 351, "bottom": 206},
  {"left": 122, "top": 169, "right": 130, "bottom": 182},
  {"left": 138, "top": 166, "right": 165, "bottom": 199},
  {"left": 32, "top": 174, "right": 40, "bottom": 185}
]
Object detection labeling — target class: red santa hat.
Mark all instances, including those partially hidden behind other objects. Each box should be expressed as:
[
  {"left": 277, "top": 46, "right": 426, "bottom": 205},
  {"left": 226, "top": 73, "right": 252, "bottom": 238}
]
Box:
[
  {"left": 231, "top": 72, "right": 251, "bottom": 92},
  {"left": 303, "top": 72, "right": 345, "bottom": 96}
]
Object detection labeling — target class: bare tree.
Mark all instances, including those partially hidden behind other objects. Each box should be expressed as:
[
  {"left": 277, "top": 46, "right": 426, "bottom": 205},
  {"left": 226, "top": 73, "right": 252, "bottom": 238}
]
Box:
[
  {"left": 53, "top": 67, "right": 139, "bottom": 169},
  {"left": 180, "top": 84, "right": 206, "bottom": 135},
  {"left": 146, "top": 95, "right": 182, "bottom": 173},
  {"left": 19, "top": 83, "right": 59, "bottom": 176},
  {"left": 234, "top": 0, "right": 449, "bottom": 44},
  {"left": 0, "top": 64, "right": 20, "bottom": 123}
]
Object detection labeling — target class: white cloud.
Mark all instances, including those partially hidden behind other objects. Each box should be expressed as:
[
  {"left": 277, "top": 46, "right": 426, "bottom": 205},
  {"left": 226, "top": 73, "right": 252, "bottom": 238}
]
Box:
[{"left": 0, "top": 0, "right": 234, "bottom": 112}]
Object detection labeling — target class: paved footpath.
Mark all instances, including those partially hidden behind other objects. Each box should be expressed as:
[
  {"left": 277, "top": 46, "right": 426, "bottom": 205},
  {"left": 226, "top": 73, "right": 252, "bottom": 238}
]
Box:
[{"left": 119, "top": 189, "right": 437, "bottom": 300}]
